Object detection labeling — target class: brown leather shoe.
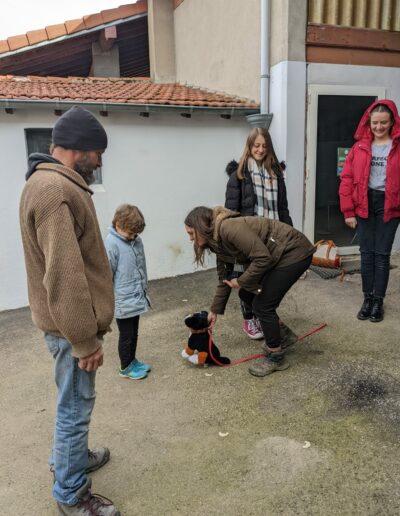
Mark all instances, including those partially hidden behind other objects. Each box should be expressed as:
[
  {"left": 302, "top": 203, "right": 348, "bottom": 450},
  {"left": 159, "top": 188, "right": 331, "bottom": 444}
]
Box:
[
  {"left": 279, "top": 323, "right": 298, "bottom": 349},
  {"left": 249, "top": 356, "right": 290, "bottom": 377},
  {"left": 51, "top": 448, "right": 110, "bottom": 479},
  {"left": 86, "top": 448, "right": 110, "bottom": 474},
  {"left": 57, "top": 491, "right": 120, "bottom": 515}
]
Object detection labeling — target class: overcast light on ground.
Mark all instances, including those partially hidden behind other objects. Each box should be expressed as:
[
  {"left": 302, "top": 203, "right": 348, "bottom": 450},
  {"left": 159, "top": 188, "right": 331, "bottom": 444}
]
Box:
[{"left": 1, "top": 1, "right": 126, "bottom": 39}]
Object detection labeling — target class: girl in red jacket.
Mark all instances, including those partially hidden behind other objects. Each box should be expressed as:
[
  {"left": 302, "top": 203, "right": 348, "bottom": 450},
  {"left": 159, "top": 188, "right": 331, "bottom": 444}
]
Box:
[{"left": 339, "top": 99, "right": 400, "bottom": 322}]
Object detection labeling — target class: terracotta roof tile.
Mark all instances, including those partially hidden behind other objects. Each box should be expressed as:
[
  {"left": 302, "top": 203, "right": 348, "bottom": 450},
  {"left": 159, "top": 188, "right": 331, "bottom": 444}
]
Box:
[
  {"left": 64, "top": 19, "right": 87, "bottom": 35},
  {"left": 45, "top": 24, "right": 68, "bottom": 40},
  {"left": 0, "top": 76, "right": 259, "bottom": 109},
  {"left": 119, "top": 3, "right": 147, "bottom": 17},
  {"left": 0, "top": 1, "right": 147, "bottom": 55},
  {"left": 83, "top": 13, "right": 104, "bottom": 30},
  {"left": 8, "top": 34, "right": 30, "bottom": 51},
  {"left": 0, "top": 40, "right": 10, "bottom": 54},
  {"left": 101, "top": 7, "right": 126, "bottom": 24},
  {"left": 26, "top": 29, "right": 48, "bottom": 45}
]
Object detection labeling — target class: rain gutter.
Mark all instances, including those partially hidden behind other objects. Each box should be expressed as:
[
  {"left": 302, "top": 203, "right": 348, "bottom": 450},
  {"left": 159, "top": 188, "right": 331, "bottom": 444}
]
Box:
[{"left": 0, "top": 99, "right": 259, "bottom": 117}]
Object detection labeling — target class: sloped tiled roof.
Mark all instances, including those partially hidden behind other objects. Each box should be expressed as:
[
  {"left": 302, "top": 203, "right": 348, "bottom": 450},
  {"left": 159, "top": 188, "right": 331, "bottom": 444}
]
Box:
[
  {"left": 0, "top": 1, "right": 147, "bottom": 55},
  {"left": 0, "top": 76, "right": 259, "bottom": 109}
]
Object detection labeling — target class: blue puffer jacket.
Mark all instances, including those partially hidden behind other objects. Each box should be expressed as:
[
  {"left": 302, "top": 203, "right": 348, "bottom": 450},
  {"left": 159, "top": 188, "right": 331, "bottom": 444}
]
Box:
[{"left": 105, "top": 227, "right": 150, "bottom": 319}]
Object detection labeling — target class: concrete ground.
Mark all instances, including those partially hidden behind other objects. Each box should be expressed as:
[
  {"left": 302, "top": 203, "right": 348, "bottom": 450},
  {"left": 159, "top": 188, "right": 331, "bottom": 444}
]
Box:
[{"left": 1, "top": 255, "right": 400, "bottom": 516}]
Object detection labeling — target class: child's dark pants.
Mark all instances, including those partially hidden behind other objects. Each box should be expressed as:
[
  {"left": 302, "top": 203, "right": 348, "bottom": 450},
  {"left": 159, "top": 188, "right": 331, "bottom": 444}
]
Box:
[
  {"left": 239, "top": 256, "right": 312, "bottom": 349},
  {"left": 116, "top": 316, "right": 140, "bottom": 369},
  {"left": 357, "top": 189, "right": 400, "bottom": 298}
]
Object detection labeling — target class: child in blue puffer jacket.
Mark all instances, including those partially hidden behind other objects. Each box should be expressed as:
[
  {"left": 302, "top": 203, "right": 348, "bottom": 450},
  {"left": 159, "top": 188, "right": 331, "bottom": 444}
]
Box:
[{"left": 105, "top": 204, "right": 151, "bottom": 380}]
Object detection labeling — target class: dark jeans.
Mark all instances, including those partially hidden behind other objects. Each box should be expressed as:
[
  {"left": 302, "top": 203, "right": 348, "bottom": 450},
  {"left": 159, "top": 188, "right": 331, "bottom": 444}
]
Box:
[
  {"left": 116, "top": 316, "right": 140, "bottom": 369},
  {"left": 357, "top": 189, "right": 400, "bottom": 298},
  {"left": 239, "top": 255, "right": 312, "bottom": 349}
]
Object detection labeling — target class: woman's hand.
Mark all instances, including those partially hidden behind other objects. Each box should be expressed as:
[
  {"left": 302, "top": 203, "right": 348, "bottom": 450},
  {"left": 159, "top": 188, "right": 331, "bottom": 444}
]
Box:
[
  {"left": 345, "top": 217, "right": 357, "bottom": 229},
  {"left": 223, "top": 278, "right": 240, "bottom": 289},
  {"left": 208, "top": 312, "right": 218, "bottom": 326}
]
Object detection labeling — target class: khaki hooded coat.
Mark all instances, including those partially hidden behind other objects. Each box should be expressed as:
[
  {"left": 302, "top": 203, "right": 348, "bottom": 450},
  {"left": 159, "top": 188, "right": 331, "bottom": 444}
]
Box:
[{"left": 207, "top": 208, "right": 315, "bottom": 314}]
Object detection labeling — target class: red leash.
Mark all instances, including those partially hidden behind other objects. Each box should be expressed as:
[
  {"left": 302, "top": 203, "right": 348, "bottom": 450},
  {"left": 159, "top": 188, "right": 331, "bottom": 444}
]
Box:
[{"left": 207, "top": 322, "right": 327, "bottom": 367}]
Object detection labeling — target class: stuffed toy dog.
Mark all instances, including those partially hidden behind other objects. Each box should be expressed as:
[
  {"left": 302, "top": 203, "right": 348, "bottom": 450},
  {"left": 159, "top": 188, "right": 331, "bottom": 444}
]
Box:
[{"left": 181, "top": 311, "right": 230, "bottom": 366}]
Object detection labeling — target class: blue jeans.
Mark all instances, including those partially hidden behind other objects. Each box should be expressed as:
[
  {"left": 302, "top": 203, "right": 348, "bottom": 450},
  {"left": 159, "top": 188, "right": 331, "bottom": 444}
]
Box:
[
  {"left": 45, "top": 334, "right": 96, "bottom": 505},
  {"left": 357, "top": 189, "right": 400, "bottom": 298}
]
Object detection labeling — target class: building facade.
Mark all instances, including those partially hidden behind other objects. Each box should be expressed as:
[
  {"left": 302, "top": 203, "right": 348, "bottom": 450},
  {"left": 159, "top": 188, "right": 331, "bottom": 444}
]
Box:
[{"left": 0, "top": 0, "right": 399, "bottom": 310}]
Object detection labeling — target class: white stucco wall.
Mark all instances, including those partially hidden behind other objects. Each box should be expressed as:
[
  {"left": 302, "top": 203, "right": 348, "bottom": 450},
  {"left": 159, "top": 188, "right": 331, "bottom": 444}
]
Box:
[
  {"left": 269, "top": 60, "right": 307, "bottom": 231},
  {"left": 308, "top": 63, "right": 400, "bottom": 102},
  {"left": 0, "top": 108, "right": 249, "bottom": 311}
]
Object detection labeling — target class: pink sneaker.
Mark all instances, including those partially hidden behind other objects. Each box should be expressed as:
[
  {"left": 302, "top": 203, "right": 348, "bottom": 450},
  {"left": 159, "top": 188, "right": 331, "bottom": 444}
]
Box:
[
  {"left": 243, "top": 318, "right": 264, "bottom": 339},
  {"left": 254, "top": 318, "right": 264, "bottom": 338}
]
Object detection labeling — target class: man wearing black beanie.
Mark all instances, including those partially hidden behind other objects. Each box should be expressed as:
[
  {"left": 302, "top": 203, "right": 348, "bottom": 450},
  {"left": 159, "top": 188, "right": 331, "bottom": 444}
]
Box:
[{"left": 20, "top": 106, "right": 120, "bottom": 515}]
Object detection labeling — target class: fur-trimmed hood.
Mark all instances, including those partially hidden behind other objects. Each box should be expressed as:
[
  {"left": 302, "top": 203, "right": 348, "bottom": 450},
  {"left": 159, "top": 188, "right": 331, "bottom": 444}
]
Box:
[
  {"left": 212, "top": 206, "right": 240, "bottom": 241},
  {"left": 225, "top": 159, "right": 286, "bottom": 177}
]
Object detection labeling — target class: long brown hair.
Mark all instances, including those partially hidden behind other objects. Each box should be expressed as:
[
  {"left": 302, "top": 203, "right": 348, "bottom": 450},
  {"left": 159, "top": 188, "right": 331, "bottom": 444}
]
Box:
[
  {"left": 237, "top": 127, "right": 282, "bottom": 180},
  {"left": 184, "top": 206, "right": 214, "bottom": 266}
]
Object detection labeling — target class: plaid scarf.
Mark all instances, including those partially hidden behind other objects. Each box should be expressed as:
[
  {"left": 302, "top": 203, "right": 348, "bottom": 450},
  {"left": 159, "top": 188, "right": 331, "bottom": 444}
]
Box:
[{"left": 247, "top": 157, "right": 279, "bottom": 220}]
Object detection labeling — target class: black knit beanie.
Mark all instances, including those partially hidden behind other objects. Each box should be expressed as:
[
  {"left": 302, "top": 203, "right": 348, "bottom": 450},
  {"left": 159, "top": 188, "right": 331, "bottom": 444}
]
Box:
[{"left": 52, "top": 106, "right": 108, "bottom": 150}]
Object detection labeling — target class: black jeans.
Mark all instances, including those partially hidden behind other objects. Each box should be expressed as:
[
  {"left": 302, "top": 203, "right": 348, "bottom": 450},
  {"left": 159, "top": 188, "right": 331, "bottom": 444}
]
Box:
[
  {"left": 239, "top": 255, "right": 312, "bottom": 349},
  {"left": 240, "top": 299, "right": 254, "bottom": 320},
  {"left": 357, "top": 189, "right": 400, "bottom": 298},
  {"left": 116, "top": 316, "right": 140, "bottom": 370}
]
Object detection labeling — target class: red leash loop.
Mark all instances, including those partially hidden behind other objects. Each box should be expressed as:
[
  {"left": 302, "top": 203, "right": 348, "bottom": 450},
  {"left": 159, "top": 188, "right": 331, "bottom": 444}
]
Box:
[{"left": 207, "top": 322, "right": 327, "bottom": 367}]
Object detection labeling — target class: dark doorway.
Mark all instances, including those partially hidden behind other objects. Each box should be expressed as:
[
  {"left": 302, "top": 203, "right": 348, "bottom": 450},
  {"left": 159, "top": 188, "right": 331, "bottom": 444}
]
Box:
[{"left": 314, "top": 95, "right": 376, "bottom": 246}]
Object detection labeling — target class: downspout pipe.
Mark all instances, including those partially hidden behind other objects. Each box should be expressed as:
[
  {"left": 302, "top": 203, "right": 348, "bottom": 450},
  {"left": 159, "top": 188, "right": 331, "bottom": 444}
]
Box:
[
  {"left": 260, "top": 0, "right": 270, "bottom": 114},
  {"left": 247, "top": 0, "right": 273, "bottom": 129}
]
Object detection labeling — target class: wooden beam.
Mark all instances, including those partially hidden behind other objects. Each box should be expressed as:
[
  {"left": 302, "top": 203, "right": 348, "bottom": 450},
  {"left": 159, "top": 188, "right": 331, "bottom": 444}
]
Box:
[
  {"left": 307, "top": 24, "right": 400, "bottom": 52},
  {"left": 306, "top": 46, "right": 400, "bottom": 68}
]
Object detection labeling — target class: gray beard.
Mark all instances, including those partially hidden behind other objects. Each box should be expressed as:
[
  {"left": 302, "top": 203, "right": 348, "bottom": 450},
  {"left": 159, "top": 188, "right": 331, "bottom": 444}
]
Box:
[{"left": 74, "top": 164, "right": 96, "bottom": 185}]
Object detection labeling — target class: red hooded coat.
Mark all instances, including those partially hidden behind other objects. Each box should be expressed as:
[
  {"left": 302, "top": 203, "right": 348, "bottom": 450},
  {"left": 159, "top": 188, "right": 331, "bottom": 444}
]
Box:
[{"left": 339, "top": 99, "right": 400, "bottom": 222}]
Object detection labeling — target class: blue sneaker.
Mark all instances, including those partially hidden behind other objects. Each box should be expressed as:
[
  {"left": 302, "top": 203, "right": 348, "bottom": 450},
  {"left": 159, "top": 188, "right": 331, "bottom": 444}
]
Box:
[
  {"left": 132, "top": 358, "right": 151, "bottom": 373},
  {"left": 119, "top": 363, "right": 147, "bottom": 380}
]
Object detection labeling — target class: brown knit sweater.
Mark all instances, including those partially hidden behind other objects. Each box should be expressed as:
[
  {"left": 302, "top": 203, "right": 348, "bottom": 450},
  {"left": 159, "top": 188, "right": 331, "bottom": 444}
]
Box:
[{"left": 19, "top": 163, "right": 114, "bottom": 358}]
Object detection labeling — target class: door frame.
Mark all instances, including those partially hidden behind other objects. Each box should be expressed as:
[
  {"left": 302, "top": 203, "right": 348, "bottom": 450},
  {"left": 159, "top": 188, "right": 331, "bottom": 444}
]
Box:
[{"left": 304, "top": 84, "right": 386, "bottom": 255}]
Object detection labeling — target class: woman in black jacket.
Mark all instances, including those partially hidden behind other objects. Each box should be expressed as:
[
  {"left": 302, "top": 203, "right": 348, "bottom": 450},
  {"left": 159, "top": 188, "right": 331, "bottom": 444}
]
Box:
[{"left": 224, "top": 127, "right": 296, "bottom": 344}]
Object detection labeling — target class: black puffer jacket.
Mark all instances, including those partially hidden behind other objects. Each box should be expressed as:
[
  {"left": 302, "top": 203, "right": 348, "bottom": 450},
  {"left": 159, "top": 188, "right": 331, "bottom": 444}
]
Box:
[{"left": 224, "top": 160, "right": 292, "bottom": 226}]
